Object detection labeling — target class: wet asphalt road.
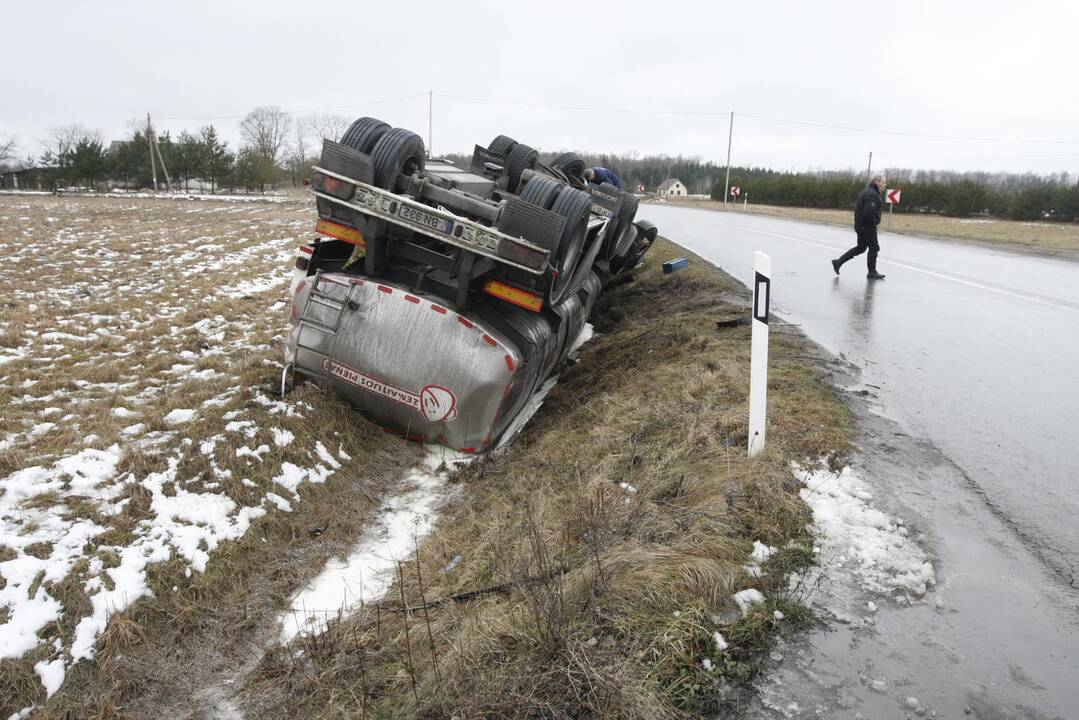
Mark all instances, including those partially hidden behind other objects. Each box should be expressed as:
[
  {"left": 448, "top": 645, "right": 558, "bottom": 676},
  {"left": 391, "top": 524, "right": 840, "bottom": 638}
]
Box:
[{"left": 639, "top": 204, "right": 1079, "bottom": 718}]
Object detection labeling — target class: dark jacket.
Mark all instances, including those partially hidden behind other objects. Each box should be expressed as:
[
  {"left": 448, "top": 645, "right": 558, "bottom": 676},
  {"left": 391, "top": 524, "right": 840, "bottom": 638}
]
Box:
[
  {"left": 854, "top": 183, "right": 883, "bottom": 229},
  {"left": 590, "top": 167, "right": 623, "bottom": 190}
]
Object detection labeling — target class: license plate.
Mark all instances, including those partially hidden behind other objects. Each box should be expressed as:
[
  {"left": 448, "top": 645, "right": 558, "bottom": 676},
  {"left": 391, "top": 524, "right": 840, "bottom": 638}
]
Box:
[{"left": 398, "top": 204, "right": 453, "bottom": 235}]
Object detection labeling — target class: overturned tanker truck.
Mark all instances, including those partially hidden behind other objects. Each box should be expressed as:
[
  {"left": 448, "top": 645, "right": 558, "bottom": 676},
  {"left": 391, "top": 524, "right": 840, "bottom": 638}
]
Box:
[{"left": 283, "top": 117, "right": 659, "bottom": 453}]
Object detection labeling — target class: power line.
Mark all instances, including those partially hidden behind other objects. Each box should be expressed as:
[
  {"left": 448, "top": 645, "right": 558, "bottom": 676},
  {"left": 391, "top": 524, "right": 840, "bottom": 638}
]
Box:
[
  {"left": 437, "top": 92, "right": 1079, "bottom": 146},
  {"left": 738, "top": 112, "right": 1079, "bottom": 146},
  {"left": 156, "top": 92, "right": 428, "bottom": 122},
  {"left": 436, "top": 92, "right": 732, "bottom": 117}
]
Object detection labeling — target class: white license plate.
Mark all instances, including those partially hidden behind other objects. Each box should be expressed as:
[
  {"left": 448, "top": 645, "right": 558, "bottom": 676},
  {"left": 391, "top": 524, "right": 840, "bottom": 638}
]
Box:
[{"left": 398, "top": 204, "right": 453, "bottom": 234}]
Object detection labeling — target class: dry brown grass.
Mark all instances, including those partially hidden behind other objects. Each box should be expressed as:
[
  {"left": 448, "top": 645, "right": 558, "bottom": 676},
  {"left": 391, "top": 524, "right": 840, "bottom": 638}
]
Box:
[
  {"left": 2, "top": 195, "right": 850, "bottom": 718},
  {"left": 665, "top": 198, "right": 1079, "bottom": 255},
  {"left": 239, "top": 237, "right": 851, "bottom": 718}
]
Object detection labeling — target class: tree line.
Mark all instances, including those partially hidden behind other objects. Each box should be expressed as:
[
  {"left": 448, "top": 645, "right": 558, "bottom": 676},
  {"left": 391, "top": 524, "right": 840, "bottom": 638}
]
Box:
[
  {"left": 710, "top": 166, "right": 1079, "bottom": 222},
  {"left": 5, "top": 120, "right": 1078, "bottom": 221},
  {"left": 0, "top": 107, "right": 352, "bottom": 193},
  {"left": 443, "top": 147, "right": 1078, "bottom": 222}
]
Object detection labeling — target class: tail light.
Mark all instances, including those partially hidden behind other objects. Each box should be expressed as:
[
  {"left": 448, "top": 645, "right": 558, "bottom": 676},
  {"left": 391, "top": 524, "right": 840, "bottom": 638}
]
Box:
[
  {"left": 310, "top": 171, "right": 355, "bottom": 200},
  {"left": 497, "top": 238, "right": 548, "bottom": 272}
]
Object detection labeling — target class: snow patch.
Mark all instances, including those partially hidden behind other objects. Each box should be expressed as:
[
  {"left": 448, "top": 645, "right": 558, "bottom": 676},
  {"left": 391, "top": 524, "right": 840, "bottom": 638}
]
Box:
[
  {"left": 733, "top": 588, "right": 766, "bottom": 616},
  {"left": 281, "top": 446, "right": 472, "bottom": 640},
  {"left": 164, "top": 408, "right": 196, "bottom": 425},
  {"left": 795, "top": 463, "right": 935, "bottom": 596}
]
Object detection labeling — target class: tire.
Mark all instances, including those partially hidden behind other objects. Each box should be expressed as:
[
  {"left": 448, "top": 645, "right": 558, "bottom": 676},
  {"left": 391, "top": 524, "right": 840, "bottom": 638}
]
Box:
[
  {"left": 546, "top": 187, "right": 591, "bottom": 304},
  {"left": 488, "top": 134, "right": 518, "bottom": 156},
  {"left": 340, "top": 117, "right": 390, "bottom": 154},
  {"left": 551, "top": 152, "right": 586, "bottom": 181},
  {"left": 370, "top": 128, "right": 426, "bottom": 192},
  {"left": 519, "top": 176, "right": 563, "bottom": 211},
  {"left": 601, "top": 182, "right": 638, "bottom": 260},
  {"left": 505, "top": 143, "right": 539, "bottom": 193}
]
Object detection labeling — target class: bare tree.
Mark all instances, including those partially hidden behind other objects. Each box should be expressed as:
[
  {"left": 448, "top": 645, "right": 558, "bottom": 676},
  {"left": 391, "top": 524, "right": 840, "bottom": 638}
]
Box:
[
  {"left": 287, "top": 121, "right": 310, "bottom": 187},
  {"left": 239, "top": 106, "right": 292, "bottom": 165},
  {"left": 305, "top": 113, "right": 351, "bottom": 142},
  {"left": 40, "top": 124, "right": 100, "bottom": 163},
  {"left": 0, "top": 134, "right": 16, "bottom": 166}
]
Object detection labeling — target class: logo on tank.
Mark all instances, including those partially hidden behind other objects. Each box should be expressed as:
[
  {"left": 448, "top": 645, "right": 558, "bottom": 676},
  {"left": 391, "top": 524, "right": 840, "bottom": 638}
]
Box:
[{"left": 321, "top": 359, "right": 458, "bottom": 423}]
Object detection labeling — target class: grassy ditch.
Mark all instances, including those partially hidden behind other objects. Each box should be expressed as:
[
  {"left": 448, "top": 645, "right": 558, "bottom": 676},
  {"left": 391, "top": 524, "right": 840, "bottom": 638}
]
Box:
[{"left": 240, "top": 236, "right": 852, "bottom": 718}]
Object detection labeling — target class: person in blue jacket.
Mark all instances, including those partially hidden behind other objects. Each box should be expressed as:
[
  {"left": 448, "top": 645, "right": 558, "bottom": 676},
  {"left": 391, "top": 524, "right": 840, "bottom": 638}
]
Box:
[
  {"left": 584, "top": 167, "right": 623, "bottom": 190},
  {"left": 833, "top": 175, "right": 887, "bottom": 280}
]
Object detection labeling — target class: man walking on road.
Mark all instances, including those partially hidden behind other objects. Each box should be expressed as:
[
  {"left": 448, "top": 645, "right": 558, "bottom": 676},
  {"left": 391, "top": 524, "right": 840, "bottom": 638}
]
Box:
[{"left": 833, "top": 175, "right": 887, "bottom": 280}]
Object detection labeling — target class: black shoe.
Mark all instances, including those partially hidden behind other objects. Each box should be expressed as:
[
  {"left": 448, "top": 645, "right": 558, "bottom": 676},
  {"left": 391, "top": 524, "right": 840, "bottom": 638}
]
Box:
[
  {"left": 867, "top": 272, "right": 886, "bottom": 280},
  {"left": 831, "top": 259, "right": 841, "bottom": 275}
]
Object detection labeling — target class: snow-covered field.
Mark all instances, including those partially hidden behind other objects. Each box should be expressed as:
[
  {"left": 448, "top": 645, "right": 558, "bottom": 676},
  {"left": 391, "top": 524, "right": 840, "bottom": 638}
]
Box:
[{"left": 0, "top": 195, "right": 358, "bottom": 714}]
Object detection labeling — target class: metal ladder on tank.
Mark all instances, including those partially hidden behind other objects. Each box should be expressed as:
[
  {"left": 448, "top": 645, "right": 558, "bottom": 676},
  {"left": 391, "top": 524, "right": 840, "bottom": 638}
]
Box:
[{"left": 281, "top": 271, "right": 354, "bottom": 395}]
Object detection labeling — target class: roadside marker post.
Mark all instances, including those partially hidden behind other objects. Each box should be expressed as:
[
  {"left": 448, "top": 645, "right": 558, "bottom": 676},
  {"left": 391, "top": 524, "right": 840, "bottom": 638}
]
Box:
[
  {"left": 748, "top": 251, "right": 771, "bottom": 457},
  {"left": 885, "top": 188, "right": 901, "bottom": 227}
]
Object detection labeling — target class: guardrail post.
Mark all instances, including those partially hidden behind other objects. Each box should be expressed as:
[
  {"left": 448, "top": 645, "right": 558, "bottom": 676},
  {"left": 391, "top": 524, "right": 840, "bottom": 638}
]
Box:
[{"left": 748, "top": 251, "right": 771, "bottom": 457}]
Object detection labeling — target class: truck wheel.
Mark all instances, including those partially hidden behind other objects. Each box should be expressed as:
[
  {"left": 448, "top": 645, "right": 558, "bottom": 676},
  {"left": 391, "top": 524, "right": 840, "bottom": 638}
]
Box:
[
  {"left": 547, "top": 187, "right": 591, "bottom": 304},
  {"left": 551, "top": 152, "right": 586, "bottom": 181},
  {"left": 488, "top": 134, "right": 518, "bottom": 155},
  {"left": 505, "top": 143, "right": 538, "bottom": 193},
  {"left": 371, "top": 128, "right": 426, "bottom": 192},
  {"left": 519, "top": 176, "right": 563, "bottom": 210},
  {"left": 635, "top": 219, "right": 659, "bottom": 244},
  {"left": 601, "top": 182, "right": 638, "bottom": 260},
  {"left": 340, "top": 117, "right": 390, "bottom": 154}
]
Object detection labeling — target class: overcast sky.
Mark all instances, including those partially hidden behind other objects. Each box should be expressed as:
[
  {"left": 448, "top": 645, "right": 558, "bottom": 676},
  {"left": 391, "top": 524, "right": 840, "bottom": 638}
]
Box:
[{"left": 3, "top": 0, "right": 1078, "bottom": 176}]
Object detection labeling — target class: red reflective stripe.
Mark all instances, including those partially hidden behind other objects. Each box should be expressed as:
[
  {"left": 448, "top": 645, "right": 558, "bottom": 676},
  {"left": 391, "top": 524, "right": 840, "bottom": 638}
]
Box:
[
  {"left": 377, "top": 285, "right": 393, "bottom": 294},
  {"left": 504, "top": 355, "right": 515, "bottom": 372},
  {"left": 295, "top": 280, "right": 306, "bottom": 295},
  {"left": 407, "top": 434, "right": 424, "bottom": 443},
  {"left": 431, "top": 305, "right": 447, "bottom": 314},
  {"left": 351, "top": 278, "right": 364, "bottom": 285},
  {"left": 299, "top": 246, "right": 313, "bottom": 255},
  {"left": 482, "top": 334, "right": 497, "bottom": 347},
  {"left": 457, "top": 317, "right": 474, "bottom": 329},
  {"left": 404, "top": 295, "right": 420, "bottom": 304},
  {"left": 460, "top": 447, "right": 476, "bottom": 454}
]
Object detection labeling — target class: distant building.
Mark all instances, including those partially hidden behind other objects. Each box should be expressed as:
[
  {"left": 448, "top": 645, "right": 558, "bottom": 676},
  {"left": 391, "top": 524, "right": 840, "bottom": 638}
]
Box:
[
  {"left": 657, "top": 178, "right": 687, "bottom": 197},
  {"left": 0, "top": 167, "right": 41, "bottom": 190}
]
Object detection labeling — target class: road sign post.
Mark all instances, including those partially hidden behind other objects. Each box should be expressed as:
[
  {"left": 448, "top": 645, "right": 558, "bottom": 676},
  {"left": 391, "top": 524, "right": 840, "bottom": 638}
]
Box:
[
  {"left": 748, "top": 251, "right": 771, "bottom": 457},
  {"left": 885, "top": 188, "right": 901, "bottom": 227}
]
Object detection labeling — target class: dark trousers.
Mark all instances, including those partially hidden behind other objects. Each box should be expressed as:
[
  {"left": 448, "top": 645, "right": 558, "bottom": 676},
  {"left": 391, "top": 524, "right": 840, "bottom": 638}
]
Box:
[{"left": 837, "top": 226, "right": 879, "bottom": 273}]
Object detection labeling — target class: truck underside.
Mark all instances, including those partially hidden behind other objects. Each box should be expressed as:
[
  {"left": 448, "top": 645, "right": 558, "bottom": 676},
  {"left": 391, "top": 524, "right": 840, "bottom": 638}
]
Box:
[{"left": 284, "top": 119, "right": 658, "bottom": 452}]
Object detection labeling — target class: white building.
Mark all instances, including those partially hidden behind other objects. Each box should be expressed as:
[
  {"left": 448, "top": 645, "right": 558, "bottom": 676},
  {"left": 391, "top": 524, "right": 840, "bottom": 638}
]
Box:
[{"left": 657, "top": 178, "right": 687, "bottom": 197}]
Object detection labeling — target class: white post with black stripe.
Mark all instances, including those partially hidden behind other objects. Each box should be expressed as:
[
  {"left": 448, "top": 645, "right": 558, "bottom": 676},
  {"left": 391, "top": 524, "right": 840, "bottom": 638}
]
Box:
[{"left": 748, "top": 251, "right": 771, "bottom": 457}]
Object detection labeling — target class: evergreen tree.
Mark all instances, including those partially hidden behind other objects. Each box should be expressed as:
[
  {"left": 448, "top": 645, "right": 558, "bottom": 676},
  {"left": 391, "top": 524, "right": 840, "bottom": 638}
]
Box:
[{"left": 200, "top": 125, "right": 232, "bottom": 194}]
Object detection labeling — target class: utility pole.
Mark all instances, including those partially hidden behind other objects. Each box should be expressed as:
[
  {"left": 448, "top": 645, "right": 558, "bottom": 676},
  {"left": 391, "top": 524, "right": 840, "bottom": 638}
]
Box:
[
  {"left": 867, "top": 151, "right": 873, "bottom": 178},
  {"left": 147, "top": 113, "right": 158, "bottom": 191},
  {"left": 146, "top": 113, "right": 171, "bottom": 193},
  {"left": 428, "top": 90, "right": 433, "bottom": 158},
  {"left": 723, "top": 111, "right": 734, "bottom": 207}
]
